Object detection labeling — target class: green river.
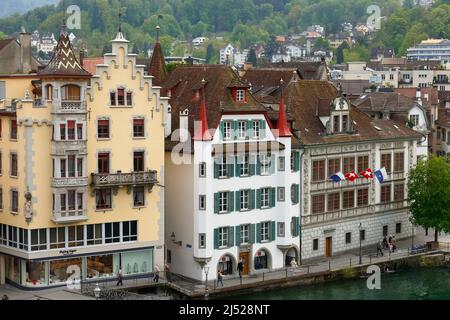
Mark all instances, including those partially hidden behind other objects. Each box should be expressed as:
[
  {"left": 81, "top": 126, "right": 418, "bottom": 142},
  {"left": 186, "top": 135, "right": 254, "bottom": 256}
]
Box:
[{"left": 230, "top": 267, "right": 450, "bottom": 300}]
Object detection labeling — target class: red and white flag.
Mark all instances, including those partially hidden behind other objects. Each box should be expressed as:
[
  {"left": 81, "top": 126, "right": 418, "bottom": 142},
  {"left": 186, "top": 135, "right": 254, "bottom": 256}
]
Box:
[
  {"left": 360, "top": 168, "right": 374, "bottom": 179},
  {"left": 345, "top": 171, "right": 359, "bottom": 182}
]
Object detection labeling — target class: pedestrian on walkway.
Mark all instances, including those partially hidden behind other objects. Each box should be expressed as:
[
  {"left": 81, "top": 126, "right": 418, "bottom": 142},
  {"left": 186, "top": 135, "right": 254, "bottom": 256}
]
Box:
[
  {"left": 153, "top": 265, "right": 160, "bottom": 282},
  {"left": 165, "top": 264, "right": 172, "bottom": 283},
  {"left": 116, "top": 269, "right": 123, "bottom": 286},
  {"left": 383, "top": 236, "right": 388, "bottom": 249},
  {"left": 290, "top": 257, "right": 298, "bottom": 268},
  {"left": 1, "top": 294, "right": 9, "bottom": 300},
  {"left": 217, "top": 271, "right": 224, "bottom": 287},
  {"left": 376, "top": 241, "right": 384, "bottom": 256},
  {"left": 237, "top": 259, "right": 244, "bottom": 282}
]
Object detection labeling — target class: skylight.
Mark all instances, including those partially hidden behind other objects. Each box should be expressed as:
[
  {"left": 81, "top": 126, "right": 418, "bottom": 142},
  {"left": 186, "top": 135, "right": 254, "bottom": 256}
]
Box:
[{"left": 374, "top": 126, "right": 382, "bottom": 131}]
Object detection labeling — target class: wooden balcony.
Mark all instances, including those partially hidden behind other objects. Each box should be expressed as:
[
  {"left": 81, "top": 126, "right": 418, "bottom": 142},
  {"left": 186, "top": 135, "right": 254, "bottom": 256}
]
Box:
[{"left": 91, "top": 171, "right": 158, "bottom": 190}]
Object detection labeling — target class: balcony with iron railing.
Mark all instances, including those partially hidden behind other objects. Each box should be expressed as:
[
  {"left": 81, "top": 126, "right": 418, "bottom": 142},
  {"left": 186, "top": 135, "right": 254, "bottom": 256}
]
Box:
[
  {"left": 51, "top": 177, "right": 89, "bottom": 188},
  {"left": 52, "top": 209, "right": 88, "bottom": 224},
  {"left": 433, "top": 77, "right": 449, "bottom": 84},
  {"left": 91, "top": 171, "right": 158, "bottom": 189}
]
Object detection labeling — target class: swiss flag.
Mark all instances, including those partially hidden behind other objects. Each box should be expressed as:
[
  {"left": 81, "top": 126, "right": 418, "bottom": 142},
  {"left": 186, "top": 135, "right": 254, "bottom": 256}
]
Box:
[
  {"left": 360, "top": 168, "right": 374, "bottom": 179},
  {"left": 345, "top": 171, "right": 359, "bottom": 182}
]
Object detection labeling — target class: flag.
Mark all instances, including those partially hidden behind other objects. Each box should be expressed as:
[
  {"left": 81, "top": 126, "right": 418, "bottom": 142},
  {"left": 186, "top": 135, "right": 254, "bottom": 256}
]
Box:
[
  {"left": 330, "top": 172, "right": 345, "bottom": 183},
  {"left": 345, "top": 171, "right": 359, "bottom": 182},
  {"left": 374, "top": 167, "right": 388, "bottom": 183},
  {"left": 360, "top": 168, "right": 374, "bottom": 179}
]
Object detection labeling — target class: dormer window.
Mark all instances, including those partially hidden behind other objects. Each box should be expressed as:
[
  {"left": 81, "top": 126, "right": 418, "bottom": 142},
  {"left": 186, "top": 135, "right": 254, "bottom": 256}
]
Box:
[
  {"left": 236, "top": 89, "right": 245, "bottom": 102},
  {"left": 342, "top": 115, "right": 348, "bottom": 131},
  {"left": 333, "top": 116, "right": 339, "bottom": 132}
]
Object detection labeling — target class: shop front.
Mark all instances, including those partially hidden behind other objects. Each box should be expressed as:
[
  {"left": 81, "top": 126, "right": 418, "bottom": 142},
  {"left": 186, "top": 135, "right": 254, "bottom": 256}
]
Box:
[{"left": 3, "top": 248, "right": 153, "bottom": 288}]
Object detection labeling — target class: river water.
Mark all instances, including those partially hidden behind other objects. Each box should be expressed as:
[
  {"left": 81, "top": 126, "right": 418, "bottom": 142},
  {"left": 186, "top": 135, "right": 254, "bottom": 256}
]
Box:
[{"left": 231, "top": 267, "right": 450, "bottom": 300}]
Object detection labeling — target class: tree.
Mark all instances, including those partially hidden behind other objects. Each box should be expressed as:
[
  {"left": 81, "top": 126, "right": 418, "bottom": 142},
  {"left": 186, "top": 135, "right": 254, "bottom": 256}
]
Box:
[
  {"left": 205, "top": 43, "right": 215, "bottom": 64},
  {"left": 247, "top": 48, "right": 257, "bottom": 66},
  {"left": 408, "top": 155, "right": 450, "bottom": 242}
]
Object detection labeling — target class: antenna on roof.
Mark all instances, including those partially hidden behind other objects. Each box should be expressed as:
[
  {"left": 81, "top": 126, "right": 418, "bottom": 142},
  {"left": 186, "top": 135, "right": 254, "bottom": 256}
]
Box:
[{"left": 118, "top": 8, "right": 123, "bottom": 33}]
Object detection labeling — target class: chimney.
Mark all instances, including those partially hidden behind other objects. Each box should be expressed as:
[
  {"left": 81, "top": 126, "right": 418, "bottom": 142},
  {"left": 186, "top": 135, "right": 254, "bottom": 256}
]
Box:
[
  {"left": 186, "top": 56, "right": 194, "bottom": 66},
  {"left": 179, "top": 109, "right": 189, "bottom": 142},
  {"left": 19, "top": 31, "right": 32, "bottom": 74}
]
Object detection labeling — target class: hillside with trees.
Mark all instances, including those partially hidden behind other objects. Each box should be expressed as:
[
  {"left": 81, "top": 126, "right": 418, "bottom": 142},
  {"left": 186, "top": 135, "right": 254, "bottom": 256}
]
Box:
[{"left": 0, "top": 0, "right": 448, "bottom": 61}]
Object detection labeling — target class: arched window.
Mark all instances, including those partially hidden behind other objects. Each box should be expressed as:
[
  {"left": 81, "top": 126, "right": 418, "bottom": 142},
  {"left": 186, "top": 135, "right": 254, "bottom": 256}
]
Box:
[
  {"left": 254, "top": 249, "right": 270, "bottom": 270},
  {"left": 61, "top": 85, "right": 81, "bottom": 101},
  {"left": 45, "top": 84, "right": 53, "bottom": 100}
]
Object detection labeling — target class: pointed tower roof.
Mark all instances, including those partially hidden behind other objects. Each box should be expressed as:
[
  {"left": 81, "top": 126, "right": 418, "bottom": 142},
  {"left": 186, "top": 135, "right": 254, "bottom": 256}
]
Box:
[
  {"left": 148, "top": 26, "right": 167, "bottom": 86},
  {"left": 193, "top": 81, "right": 212, "bottom": 141},
  {"left": 275, "top": 79, "right": 292, "bottom": 137},
  {"left": 38, "top": 27, "right": 91, "bottom": 79}
]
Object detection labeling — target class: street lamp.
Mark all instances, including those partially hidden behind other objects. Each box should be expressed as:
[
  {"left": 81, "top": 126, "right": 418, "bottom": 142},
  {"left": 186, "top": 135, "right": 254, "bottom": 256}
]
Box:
[
  {"left": 171, "top": 232, "right": 182, "bottom": 246},
  {"left": 359, "top": 223, "right": 363, "bottom": 265},
  {"left": 203, "top": 266, "right": 210, "bottom": 300},
  {"left": 409, "top": 217, "right": 415, "bottom": 250},
  {"left": 94, "top": 283, "right": 101, "bottom": 300}
]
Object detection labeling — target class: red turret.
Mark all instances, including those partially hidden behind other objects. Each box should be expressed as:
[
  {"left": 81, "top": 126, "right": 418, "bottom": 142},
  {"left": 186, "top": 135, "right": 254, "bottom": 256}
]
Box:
[
  {"left": 275, "top": 94, "right": 292, "bottom": 137},
  {"left": 193, "top": 89, "right": 212, "bottom": 141}
]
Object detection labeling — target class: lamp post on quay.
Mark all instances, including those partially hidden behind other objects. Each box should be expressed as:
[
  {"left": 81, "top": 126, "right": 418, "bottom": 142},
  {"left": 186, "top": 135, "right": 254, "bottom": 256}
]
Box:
[{"left": 359, "top": 223, "right": 363, "bottom": 265}]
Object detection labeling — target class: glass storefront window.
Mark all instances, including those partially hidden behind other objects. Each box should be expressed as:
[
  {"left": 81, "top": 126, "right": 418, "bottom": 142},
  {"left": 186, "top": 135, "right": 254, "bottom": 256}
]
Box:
[
  {"left": 24, "top": 261, "right": 46, "bottom": 287},
  {"left": 5, "top": 256, "right": 20, "bottom": 284},
  {"left": 86, "top": 254, "right": 119, "bottom": 279},
  {"left": 121, "top": 249, "right": 152, "bottom": 275},
  {"left": 49, "top": 258, "right": 82, "bottom": 285}
]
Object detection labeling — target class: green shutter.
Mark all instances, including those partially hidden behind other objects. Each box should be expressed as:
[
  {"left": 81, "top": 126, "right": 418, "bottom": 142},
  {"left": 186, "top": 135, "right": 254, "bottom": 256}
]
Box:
[
  {"left": 293, "top": 152, "right": 300, "bottom": 172},
  {"left": 291, "top": 184, "right": 299, "bottom": 204},
  {"left": 260, "top": 120, "right": 266, "bottom": 138},
  {"left": 256, "top": 223, "right": 262, "bottom": 243},
  {"left": 270, "top": 187, "right": 276, "bottom": 208},
  {"left": 235, "top": 156, "right": 242, "bottom": 177},
  {"left": 235, "top": 191, "right": 241, "bottom": 211},
  {"left": 250, "top": 224, "right": 256, "bottom": 243},
  {"left": 256, "top": 189, "right": 262, "bottom": 209},
  {"left": 256, "top": 156, "right": 261, "bottom": 175},
  {"left": 295, "top": 217, "right": 300, "bottom": 237},
  {"left": 232, "top": 121, "right": 237, "bottom": 140},
  {"left": 227, "top": 156, "right": 234, "bottom": 178},
  {"left": 270, "top": 154, "right": 276, "bottom": 175},
  {"left": 214, "top": 229, "right": 219, "bottom": 249},
  {"left": 247, "top": 120, "right": 253, "bottom": 138},
  {"left": 270, "top": 221, "right": 276, "bottom": 241},
  {"left": 228, "top": 191, "right": 234, "bottom": 212},
  {"left": 295, "top": 184, "right": 300, "bottom": 204},
  {"left": 249, "top": 189, "right": 256, "bottom": 210},
  {"left": 220, "top": 121, "right": 224, "bottom": 140},
  {"left": 214, "top": 161, "right": 219, "bottom": 179},
  {"left": 236, "top": 226, "right": 241, "bottom": 246},
  {"left": 214, "top": 193, "right": 219, "bottom": 213},
  {"left": 249, "top": 155, "right": 256, "bottom": 176},
  {"left": 228, "top": 226, "right": 234, "bottom": 247}
]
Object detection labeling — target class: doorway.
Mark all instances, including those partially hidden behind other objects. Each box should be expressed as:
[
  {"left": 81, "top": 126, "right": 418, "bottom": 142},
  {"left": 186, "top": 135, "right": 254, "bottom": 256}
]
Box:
[
  {"left": 239, "top": 252, "right": 249, "bottom": 275},
  {"left": 325, "top": 237, "right": 333, "bottom": 257}
]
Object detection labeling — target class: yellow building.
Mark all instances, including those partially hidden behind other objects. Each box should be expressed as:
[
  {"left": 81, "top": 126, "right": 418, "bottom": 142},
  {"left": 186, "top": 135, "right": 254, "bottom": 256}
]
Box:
[{"left": 0, "top": 28, "right": 167, "bottom": 288}]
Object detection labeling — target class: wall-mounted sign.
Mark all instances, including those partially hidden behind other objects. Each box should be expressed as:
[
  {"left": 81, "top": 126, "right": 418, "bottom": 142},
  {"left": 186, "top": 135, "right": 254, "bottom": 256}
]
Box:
[{"left": 59, "top": 249, "right": 77, "bottom": 256}]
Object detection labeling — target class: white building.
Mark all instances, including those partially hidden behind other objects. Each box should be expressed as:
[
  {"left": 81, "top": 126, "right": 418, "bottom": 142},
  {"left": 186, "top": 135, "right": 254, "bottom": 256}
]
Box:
[
  {"left": 192, "top": 37, "right": 208, "bottom": 47},
  {"left": 407, "top": 39, "right": 450, "bottom": 63},
  {"left": 38, "top": 33, "right": 57, "bottom": 54},
  {"left": 354, "top": 91, "right": 430, "bottom": 160},
  {"left": 163, "top": 65, "right": 301, "bottom": 281},
  {"left": 286, "top": 45, "right": 305, "bottom": 59},
  {"left": 220, "top": 44, "right": 236, "bottom": 65},
  {"left": 244, "top": 75, "right": 421, "bottom": 261}
]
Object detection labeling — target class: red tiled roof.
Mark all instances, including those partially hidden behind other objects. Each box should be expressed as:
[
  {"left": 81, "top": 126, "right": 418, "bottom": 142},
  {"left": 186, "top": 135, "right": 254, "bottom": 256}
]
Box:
[
  {"left": 162, "top": 65, "right": 267, "bottom": 146},
  {"left": 82, "top": 57, "right": 104, "bottom": 75},
  {"left": 394, "top": 87, "right": 439, "bottom": 106},
  {"left": 285, "top": 81, "right": 421, "bottom": 145}
]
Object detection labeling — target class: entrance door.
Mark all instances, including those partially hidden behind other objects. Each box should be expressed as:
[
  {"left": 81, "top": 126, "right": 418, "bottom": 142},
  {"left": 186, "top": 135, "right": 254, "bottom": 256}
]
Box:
[
  {"left": 325, "top": 237, "right": 332, "bottom": 257},
  {"left": 239, "top": 252, "right": 249, "bottom": 275}
]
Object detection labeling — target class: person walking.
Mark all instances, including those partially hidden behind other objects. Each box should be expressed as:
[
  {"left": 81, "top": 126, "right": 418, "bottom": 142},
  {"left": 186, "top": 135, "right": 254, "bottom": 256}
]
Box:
[
  {"left": 376, "top": 241, "right": 384, "bottom": 256},
  {"left": 383, "top": 236, "right": 388, "bottom": 249},
  {"left": 153, "top": 265, "right": 160, "bottom": 282},
  {"left": 1, "top": 294, "right": 9, "bottom": 300},
  {"left": 116, "top": 269, "right": 123, "bottom": 286},
  {"left": 164, "top": 264, "right": 172, "bottom": 283},
  {"left": 237, "top": 259, "right": 244, "bottom": 282},
  {"left": 290, "top": 257, "right": 298, "bottom": 268},
  {"left": 217, "top": 271, "right": 224, "bottom": 287}
]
